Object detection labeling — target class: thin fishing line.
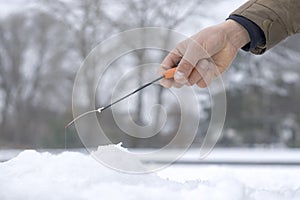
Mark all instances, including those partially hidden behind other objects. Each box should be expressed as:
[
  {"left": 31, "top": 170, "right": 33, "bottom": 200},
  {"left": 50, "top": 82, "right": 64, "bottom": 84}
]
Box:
[
  {"left": 64, "top": 127, "right": 67, "bottom": 150},
  {"left": 65, "top": 108, "right": 103, "bottom": 129}
]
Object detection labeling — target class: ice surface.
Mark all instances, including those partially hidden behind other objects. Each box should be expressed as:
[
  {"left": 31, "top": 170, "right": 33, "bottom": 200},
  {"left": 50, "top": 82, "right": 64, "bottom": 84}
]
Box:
[{"left": 1, "top": 144, "right": 300, "bottom": 200}]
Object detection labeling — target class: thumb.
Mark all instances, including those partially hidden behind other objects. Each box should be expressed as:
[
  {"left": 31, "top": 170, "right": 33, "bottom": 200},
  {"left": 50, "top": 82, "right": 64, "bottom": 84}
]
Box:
[{"left": 174, "top": 58, "right": 193, "bottom": 84}]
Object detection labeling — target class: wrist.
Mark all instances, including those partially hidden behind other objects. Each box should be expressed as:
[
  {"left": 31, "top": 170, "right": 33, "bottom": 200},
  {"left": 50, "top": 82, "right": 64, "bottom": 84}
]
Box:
[{"left": 222, "top": 19, "right": 250, "bottom": 49}]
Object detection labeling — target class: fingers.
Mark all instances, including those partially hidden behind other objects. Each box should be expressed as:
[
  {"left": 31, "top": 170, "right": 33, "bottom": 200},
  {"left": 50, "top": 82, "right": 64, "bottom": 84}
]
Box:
[
  {"left": 160, "top": 51, "right": 182, "bottom": 72},
  {"left": 160, "top": 56, "right": 218, "bottom": 89},
  {"left": 159, "top": 79, "right": 173, "bottom": 88},
  {"left": 159, "top": 23, "right": 236, "bottom": 89},
  {"left": 158, "top": 66, "right": 171, "bottom": 88},
  {"left": 159, "top": 49, "right": 183, "bottom": 88},
  {"left": 181, "top": 58, "right": 217, "bottom": 88},
  {"left": 196, "top": 60, "right": 217, "bottom": 88},
  {"left": 160, "top": 58, "right": 216, "bottom": 88},
  {"left": 159, "top": 34, "right": 222, "bottom": 88},
  {"left": 187, "top": 59, "right": 210, "bottom": 86},
  {"left": 159, "top": 79, "right": 184, "bottom": 88},
  {"left": 174, "top": 59, "right": 194, "bottom": 84},
  {"left": 186, "top": 68, "right": 202, "bottom": 86},
  {"left": 173, "top": 82, "right": 184, "bottom": 88},
  {"left": 175, "top": 37, "right": 211, "bottom": 85},
  {"left": 159, "top": 78, "right": 184, "bottom": 88},
  {"left": 196, "top": 70, "right": 213, "bottom": 88}
]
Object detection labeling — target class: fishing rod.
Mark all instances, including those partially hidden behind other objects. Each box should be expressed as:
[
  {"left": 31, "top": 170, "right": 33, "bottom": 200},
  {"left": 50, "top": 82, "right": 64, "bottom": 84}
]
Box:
[{"left": 65, "top": 67, "right": 177, "bottom": 128}]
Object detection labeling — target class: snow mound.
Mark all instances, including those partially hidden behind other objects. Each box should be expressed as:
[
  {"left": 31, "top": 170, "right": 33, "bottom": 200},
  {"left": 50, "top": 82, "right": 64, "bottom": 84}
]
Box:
[
  {"left": 91, "top": 143, "right": 146, "bottom": 173},
  {"left": 0, "top": 145, "right": 300, "bottom": 200}
]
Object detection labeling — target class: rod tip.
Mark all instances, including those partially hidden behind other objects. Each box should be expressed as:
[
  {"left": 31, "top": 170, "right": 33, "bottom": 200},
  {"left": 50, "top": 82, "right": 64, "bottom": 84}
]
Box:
[{"left": 97, "top": 107, "right": 104, "bottom": 113}]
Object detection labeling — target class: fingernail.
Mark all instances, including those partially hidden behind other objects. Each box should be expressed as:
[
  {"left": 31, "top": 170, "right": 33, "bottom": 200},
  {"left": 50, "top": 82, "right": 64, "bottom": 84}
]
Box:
[{"left": 174, "top": 71, "right": 185, "bottom": 81}]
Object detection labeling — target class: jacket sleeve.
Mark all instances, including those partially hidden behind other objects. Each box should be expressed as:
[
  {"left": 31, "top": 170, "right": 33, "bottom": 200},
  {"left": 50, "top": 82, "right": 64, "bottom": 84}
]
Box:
[{"left": 231, "top": 0, "right": 300, "bottom": 54}]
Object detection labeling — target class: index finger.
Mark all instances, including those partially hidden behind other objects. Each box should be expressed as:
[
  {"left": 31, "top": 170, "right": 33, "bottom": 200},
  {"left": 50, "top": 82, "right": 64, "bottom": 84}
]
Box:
[
  {"left": 159, "top": 51, "right": 182, "bottom": 88},
  {"left": 160, "top": 51, "right": 182, "bottom": 71}
]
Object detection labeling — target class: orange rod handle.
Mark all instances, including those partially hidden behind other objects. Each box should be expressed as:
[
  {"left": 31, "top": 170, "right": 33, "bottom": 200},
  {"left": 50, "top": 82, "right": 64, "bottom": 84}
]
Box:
[{"left": 163, "top": 68, "right": 177, "bottom": 79}]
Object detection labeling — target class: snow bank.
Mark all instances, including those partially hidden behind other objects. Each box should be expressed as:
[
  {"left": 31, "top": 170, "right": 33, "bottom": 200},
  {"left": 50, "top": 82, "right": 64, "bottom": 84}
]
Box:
[
  {"left": 91, "top": 143, "right": 146, "bottom": 173},
  {"left": 1, "top": 145, "right": 300, "bottom": 200}
]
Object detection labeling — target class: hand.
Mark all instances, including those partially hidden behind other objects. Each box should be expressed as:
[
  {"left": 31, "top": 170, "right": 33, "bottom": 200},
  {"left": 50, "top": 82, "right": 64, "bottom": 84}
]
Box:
[{"left": 159, "top": 19, "right": 250, "bottom": 88}]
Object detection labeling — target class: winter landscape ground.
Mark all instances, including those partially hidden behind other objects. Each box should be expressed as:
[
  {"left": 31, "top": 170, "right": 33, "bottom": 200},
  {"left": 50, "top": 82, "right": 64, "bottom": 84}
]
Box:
[{"left": 1, "top": 145, "right": 300, "bottom": 200}]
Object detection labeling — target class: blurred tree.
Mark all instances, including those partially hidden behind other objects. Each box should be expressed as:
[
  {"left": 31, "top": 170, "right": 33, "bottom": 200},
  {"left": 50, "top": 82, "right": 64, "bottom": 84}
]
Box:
[
  {"left": 223, "top": 34, "right": 300, "bottom": 147},
  {"left": 42, "top": 0, "right": 115, "bottom": 108},
  {"left": 95, "top": 0, "right": 206, "bottom": 147},
  {"left": 1, "top": 0, "right": 300, "bottom": 149},
  {"left": 0, "top": 11, "right": 74, "bottom": 148},
  {"left": 113, "top": 0, "right": 205, "bottom": 128}
]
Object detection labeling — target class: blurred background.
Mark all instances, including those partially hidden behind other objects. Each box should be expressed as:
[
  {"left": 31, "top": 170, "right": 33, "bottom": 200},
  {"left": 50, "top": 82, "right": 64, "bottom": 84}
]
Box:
[{"left": 1, "top": 0, "right": 300, "bottom": 150}]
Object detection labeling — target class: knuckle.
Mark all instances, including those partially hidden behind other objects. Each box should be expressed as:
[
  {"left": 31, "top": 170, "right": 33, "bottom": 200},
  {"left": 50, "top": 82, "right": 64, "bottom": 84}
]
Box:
[
  {"left": 174, "top": 83, "right": 183, "bottom": 88},
  {"left": 186, "top": 82, "right": 192, "bottom": 86},
  {"left": 178, "top": 61, "right": 193, "bottom": 75},
  {"left": 158, "top": 67, "right": 165, "bottom": 76},
  {"left": 188, "top": 77, "right": 196, "bottom": 85},
  {"left": 196, "top": 81, "right": 206, "bottom": 88},
  {"left": 160, "top": 80, "right": 170, "bottom": 88},
  {"left": 189, "top": 71, "right": 202, "bottom": 85}
]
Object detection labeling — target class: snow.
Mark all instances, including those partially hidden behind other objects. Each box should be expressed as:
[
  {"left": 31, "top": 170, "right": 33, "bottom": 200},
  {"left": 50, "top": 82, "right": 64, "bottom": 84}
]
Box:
[
  {"left": 92, "top": 143, "right": 146, "bottom": 173},
  {"left": 0, "top": 148, "right": 183, "bottom": 200},
  {"left": 133, "top": 147, "right": 300, "bottom": 164},
  {"left": 1, "top": 145, "right": 300, "bottom": 200}
]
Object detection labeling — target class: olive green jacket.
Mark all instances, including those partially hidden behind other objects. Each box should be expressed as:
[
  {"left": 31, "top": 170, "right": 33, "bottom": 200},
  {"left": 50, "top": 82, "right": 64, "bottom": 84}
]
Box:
[{"left": 231, "top": 0, "right": 300, "bottom": 54}]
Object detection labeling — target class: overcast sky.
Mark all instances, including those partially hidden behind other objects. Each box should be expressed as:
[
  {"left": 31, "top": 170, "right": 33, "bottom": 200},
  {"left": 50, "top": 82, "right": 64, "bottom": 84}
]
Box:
[
  {"left": 0, "top": 0, "right": 33, "bottom": 17},
  {"left": 0, "top": 0, "right": 248, "bottom": 18},
  {"left": 0, "top": 0, "right": 248, "bottom": 37}
]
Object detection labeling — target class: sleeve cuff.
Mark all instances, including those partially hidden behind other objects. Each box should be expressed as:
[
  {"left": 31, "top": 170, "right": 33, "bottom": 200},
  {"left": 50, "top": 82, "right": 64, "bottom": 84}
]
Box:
[{"left": 227, "top": 14, "right": 266, "bottom": 52}]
